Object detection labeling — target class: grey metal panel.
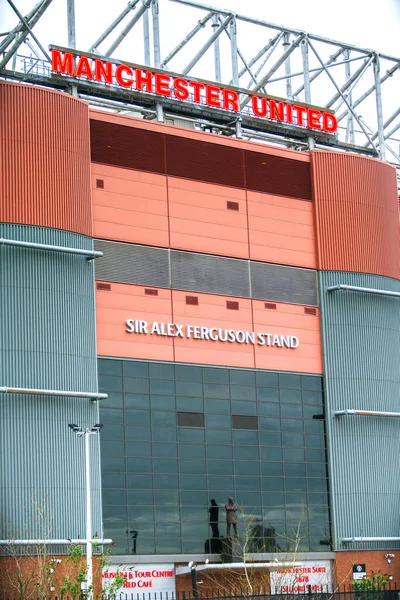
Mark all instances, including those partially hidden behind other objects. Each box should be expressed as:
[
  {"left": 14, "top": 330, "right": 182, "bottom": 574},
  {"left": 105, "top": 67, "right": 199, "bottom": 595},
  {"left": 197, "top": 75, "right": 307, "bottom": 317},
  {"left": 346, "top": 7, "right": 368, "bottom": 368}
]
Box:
[
  {"left": 171, "top": 250, "right": 250, "bottom": 297},
  {"left": 319, "top": 270, "right": 400, "bottom": 551},
  {"left": 251, "top": 262, "right": 318, "bottom": 305},
  {"left": 94, "top": 239, "right": 170, "bottom": 288},
  {"left": 0, "top": 224, "right": 102, "bottom": 542}
]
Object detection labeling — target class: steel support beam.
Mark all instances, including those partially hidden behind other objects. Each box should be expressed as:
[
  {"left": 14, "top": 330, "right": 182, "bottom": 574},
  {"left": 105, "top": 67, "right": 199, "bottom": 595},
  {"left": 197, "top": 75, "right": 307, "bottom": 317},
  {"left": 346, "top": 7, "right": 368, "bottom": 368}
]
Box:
[
  {"left": 161, "top": 12, "right": 213, "bottom": 68},
  {"left": 212, "top": 13, "right": 221, "bottom": 82},
  {"left": 229, "top": 17, "right": 238, "bottom": 87},
  {"left": 283, "top": 32, "right": 292, "bottom": 99},
  {"left": 373, "top": 54, "right": 385, "bottom": 159},
  {"left": 88, "top": 0, "right": 140, "bottom": 53},
  {"left": 181, "top": 13, "right": 232, "bottom": 76},
  {"left": 344, "top": 49, "right": 355, "bottom": 144},
  {"left": 104, "top": 0, "right": 151, "bottom": 56}
]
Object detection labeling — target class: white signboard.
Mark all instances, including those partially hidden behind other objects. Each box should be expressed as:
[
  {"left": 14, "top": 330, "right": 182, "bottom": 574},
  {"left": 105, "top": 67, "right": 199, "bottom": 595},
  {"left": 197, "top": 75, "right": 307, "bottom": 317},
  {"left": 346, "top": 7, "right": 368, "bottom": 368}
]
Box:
[
  {"left": 270, "top": 560, "right": 333, "bottom": 594},
  {"left": 126, "top": 319, "right": 300, "bottom": 349},
  {"left": 102, "top": 564, "right": 176, "bottom": 595}
]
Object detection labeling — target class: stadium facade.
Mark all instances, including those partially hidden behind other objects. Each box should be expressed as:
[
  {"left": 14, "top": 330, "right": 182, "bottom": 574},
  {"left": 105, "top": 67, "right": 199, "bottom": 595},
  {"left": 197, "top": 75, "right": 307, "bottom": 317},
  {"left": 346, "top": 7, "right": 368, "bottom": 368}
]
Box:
[{"left": 0, "top": 78, "right": 399, "bottom": 592}]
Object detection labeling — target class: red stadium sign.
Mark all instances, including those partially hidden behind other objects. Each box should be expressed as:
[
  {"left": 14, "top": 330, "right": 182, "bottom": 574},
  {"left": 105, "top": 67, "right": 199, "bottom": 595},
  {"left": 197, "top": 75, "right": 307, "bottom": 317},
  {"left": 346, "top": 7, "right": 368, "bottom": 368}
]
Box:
[{"left": 51, "top": 48, "right": 338, "bottom": 134}]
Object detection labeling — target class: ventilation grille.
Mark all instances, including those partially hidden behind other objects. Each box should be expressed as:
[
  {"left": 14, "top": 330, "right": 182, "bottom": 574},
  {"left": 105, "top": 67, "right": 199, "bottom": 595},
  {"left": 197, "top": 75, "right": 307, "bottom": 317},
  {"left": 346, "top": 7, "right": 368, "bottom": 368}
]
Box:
[
  {"left": 94, "top": 240, "right": 318, "bottom": 306},
  {"left": 145, "top": 288, "right": 158, "bottom": 296},
  {"left": 177, "top": 412, "right": 205, "bottom": 427},
  {"left": 185, "top": 296, "right": 198, "bottom": 305},
  {"left": 227, "top": 201, "right": 239, "bottom": 211},
  {"left": 96, "top": 179, "right": 104, "bottom": 189},
  {"left": 96, "top": 282, "right": 111, "bottom": 291},
  {"left": 227, "top": 301, "right": 239, "bottom": 310},
  {"left": 251, "top": 262, "right": 318, "bottom": 306},
  {"left": 232, "top": 415, "right": 258, "bottom": 430},
  {"left": 304, "top": 306, "right": 317, "bottom": 315},
  {"left": 245, "top": 151, "right": 312, "bottom": 200}
]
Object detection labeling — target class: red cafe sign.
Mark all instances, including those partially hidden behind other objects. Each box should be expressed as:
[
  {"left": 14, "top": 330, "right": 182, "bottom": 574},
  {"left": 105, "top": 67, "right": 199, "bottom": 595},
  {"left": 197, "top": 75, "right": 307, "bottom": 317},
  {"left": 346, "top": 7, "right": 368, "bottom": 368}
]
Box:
[{"left": 51, "top": 48, "right": 338, "bottom": 134}]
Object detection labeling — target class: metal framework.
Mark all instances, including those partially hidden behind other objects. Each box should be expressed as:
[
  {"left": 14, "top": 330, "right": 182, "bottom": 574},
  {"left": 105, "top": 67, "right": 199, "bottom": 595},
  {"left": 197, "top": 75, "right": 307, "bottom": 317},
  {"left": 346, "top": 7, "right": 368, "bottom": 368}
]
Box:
[{"left": 1, "top": 0, "right": 400, "bottom": 167}]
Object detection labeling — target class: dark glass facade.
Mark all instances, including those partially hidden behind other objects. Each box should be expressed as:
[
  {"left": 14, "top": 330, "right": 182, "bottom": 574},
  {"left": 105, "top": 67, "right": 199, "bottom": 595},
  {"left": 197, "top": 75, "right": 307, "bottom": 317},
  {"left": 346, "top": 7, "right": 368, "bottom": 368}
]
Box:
[{"left": 98, "top": 358, "right": 330, "bottom": 555}]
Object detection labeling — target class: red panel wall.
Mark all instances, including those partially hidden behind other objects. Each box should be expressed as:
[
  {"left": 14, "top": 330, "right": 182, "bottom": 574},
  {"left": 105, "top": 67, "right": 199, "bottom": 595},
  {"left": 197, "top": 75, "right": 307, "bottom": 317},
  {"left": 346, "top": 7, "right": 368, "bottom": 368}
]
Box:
[
  {"left": 96, "top": 283, "right": 323, "bottom": 373},
  {"left": 312, "top": 150, "right": 400, "bottom": 278},
  {"left": 0, "top": 81, "right": 92, "bottom": 236}
]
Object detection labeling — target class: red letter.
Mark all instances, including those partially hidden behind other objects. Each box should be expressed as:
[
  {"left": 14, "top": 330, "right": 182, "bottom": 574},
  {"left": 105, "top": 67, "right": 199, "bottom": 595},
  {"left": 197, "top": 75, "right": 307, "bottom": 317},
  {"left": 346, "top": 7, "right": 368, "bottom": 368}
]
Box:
[
  {"left": 323, "top": 112, "right": 338, "bottom": 133},
  {"left": 135, "top": 69, "right": 153, "bottom": 92},
  {"left": 251, "top": 95, "right": 267, "bottom": 117},
  {"left": 307, "top": 108, "right": 321, "bottom": 130},
  {"left": 188, "top": 81, "right": 205, "bottom": 103},
  {"left": 205, "top": 84, "right": 221, "bottom": 108},
  {"left": 116, "top": 65, "right": 133, "bottom": 88},
  {"left": 292, "top": 105, "right": 307, "bottom": 126},
  {"left": 155, "top": 73, "right": 171, "bottom": 97},
  {"left": 94, "top": 60, "right": 113, "bottom": 84},
  {"left": 222, "top": 89, "right": 239, "bottom": 111},
  {"left": 51, "top": 49, "right": 73, "bottom": 75},
  {"left": 286, "top": 103, "right": 293, "bottom": 124},
  {"left": 75, "top": 56, "right": 93, "bottom": 80},
  {"left": 174, "top": 78, "right": 189, "bottom": 100},
  {"left": 269, "top": 100, "right": 285, "bottom": 122}
]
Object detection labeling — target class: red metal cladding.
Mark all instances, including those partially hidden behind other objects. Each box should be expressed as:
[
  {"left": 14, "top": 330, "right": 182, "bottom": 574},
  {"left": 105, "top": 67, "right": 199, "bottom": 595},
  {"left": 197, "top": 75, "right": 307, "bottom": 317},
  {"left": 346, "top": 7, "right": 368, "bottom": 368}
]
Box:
[
  {"left": 0, "top": 81, "right": 92, "bottom": 236},
  {"left": 311, "top": 150, "right": 400, "bottom": 279}
]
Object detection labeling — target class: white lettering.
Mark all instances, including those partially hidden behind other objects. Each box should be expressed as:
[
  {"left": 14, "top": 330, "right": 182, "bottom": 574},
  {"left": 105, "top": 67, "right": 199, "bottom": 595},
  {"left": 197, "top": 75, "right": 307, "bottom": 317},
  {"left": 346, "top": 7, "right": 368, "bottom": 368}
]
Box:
[
  {"left": 167, "top": 323, "right": 175, "bottom": 336},
  {"left": 272, "top": 334, "right": 281, "bottom": 347},
  {"left": 281, "top": 335, "right": 290, "bottom": 348},
  {"left": 245, "top": 331, "right": 255, "bottom": 345},
  {"left": 175, "top": 324, "right": 184, "bottom": 338},
  {"left": 291, "top": 336, "right": 300, "bottom": 348},
  {"left": 257, "top": 333, "right": 265, "bottom": 346},
  {"left": 193, "top": 326, "right": 201, "bottom": 339},
  {"left": 200, "top": 326, "right": 209, "bottom": 340},
  {"left": 126, "top": 319, "right": 135, "bottom": 333},
  {"left": 209, "top": 327, "right": 218, "bottom": 341},
  {"left": 227, "top": 329, "right": 236, "bottom": 343},
  {"left": 150, "top": 321, "right": 161, "bottom": 335}
]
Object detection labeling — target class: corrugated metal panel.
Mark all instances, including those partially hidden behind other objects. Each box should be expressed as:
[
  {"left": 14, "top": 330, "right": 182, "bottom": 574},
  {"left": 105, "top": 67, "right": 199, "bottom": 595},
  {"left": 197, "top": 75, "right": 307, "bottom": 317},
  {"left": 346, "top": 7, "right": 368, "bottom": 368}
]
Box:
[
  {"left": 312, "top": 150, "right": 400, "bottom": 279},
  {"left": 251, "top": 262, "right": 318, "bottom": 305},
  {"left": 94, "top": 239, "right": 171, "bottom": 288},
  {"left": 319, "top": 270, "right": 400, "bottom": 550},
  {"left": 0, "top": 81, "right": 92, "bottom": 236},
  {"left": 0, "top": 224, "right": 101, "bottom": 541},
  {"left": 94, "top": 239, "right": 318, "bottom": 304}
]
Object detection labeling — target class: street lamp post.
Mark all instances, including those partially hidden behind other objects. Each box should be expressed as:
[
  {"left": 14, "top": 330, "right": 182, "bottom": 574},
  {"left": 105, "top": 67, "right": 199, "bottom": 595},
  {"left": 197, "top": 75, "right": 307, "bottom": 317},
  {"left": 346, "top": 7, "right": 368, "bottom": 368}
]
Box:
[{"left": 68, "top": 423, "right": 103, "bottom": 596}]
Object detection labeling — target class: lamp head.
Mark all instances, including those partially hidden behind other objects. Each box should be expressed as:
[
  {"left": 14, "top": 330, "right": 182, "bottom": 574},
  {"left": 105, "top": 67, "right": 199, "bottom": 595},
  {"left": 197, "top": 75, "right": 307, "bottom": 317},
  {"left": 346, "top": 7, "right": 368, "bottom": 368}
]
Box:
[
  {"left": 68, "top": 424, "right": 81, "bottom": 433},
  {"left": 91, "top": 424, "right": 104, "bottom": 432}
]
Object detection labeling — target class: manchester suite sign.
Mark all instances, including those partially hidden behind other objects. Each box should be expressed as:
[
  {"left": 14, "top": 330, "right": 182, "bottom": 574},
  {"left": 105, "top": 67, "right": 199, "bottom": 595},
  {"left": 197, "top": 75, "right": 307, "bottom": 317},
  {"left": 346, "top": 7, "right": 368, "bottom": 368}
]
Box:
[{"left": 51, "top": 48, "right": 338, "bottom": 134}]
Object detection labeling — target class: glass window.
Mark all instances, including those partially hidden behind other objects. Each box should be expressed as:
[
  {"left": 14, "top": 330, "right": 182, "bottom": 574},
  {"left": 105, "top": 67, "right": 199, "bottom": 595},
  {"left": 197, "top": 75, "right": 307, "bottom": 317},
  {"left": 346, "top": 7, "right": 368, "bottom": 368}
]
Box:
[
  {"left": 154, "top": 506, "right": 180, "bottom": 522},
  {"left": 127, "top": 473, "right": 153, "bottom": 488},
  {"left": 124, "top": 377, "right": 149, "bottom": 394},
  {"left": 281, "top": 404, "right": 303, "bottom": 419},
  {"left": 124, "top": 410, "right": 150, "bottom": 426},
  {"left": 256, "top": 372, "right": 278, "bottom": 387},
  {"left": 179, "top": 444, "right": 206, "bottom": 459},
  {"left": 103, "top": 490, "right": 127, "bottom": 504},
  {"left": 176, "top": 396, "right": 204, "bottom": 412},
  {"left": 233, "top": 445, "right": 259, "bottom": 460},
  {"left": 259, "top": 432, "right": 282, "bottom": 447},
  {"left": 150, "top": 363, "right": 175, "bottom": 380},
  {"left": 178, "top": 428, "right": 205, "bottom": 443},
  {"left": 283, "top": 447, "right": 305, "bottom": 462},
  {"left": 176, "top": 380, "right": 203, "bottom": 397},
  {"left": 284, "top": 463, "right": 306, "bottom": 477},
  {"left": 154, "top": 490, "right": 179, "bottom": 505},
  {"left": 304, "top": 419, "right": 324, "bottom": 434},
  {"left": 203, "top": 383, "right": 230, "bottom": 399},
  {"left": 153, "top": 458, "right": 178, "bottom": 473},
  {"left": 305, "top": 434, "right": 325, "bottom": 448},
  {"left": 257, "top": 387, "right": 279, "bottom": 402},
  {"left": 98, "top": 359, "right": 122, "bottom": 376},
  {"left": 231, "top": 385, "right": 256, "bottom": 401},
  {"left": 259, "top": 417, "right": 280, "bottom": 431},
  {"left": 301, "top": 376, "right": 322, "bottom": 391},
  {"left": 230, "top": 370, "right": 255, "bottom": 386},
  {"left": 124, "top": 394, "right": 150, "bottom": 410},
  {"left": 261, "top": 478, "right": 284, "bottom": 492},
  {"left": 235, "top": 461, "right": 259, "bottom": 476},
  {"left": 203, "top": 367, "right": 229, "bottom": 383},
  {"left": 307, "top": 478, "right": 328, "bottom": 493},
  {"left": 150, "top": 395, "right": 176, "bottom": 411},
  {"left": 179, "top": 460, "right": 206, "bottom": 474},
  {"left": 307, "top": 463, "right": 327, "bottom": 478},
  {"left": 153, "top": 474, "right": 179, "bottom": 489},
  {"left": 152, "top": 443, "right": 177, "bottom": 458},
  {"left": 208, "top": 475, "right": 234, "bottom": 490},
  {"left": 123, "top": 361, "right": 149, "bottom": 378},
  {"left": 206, "top": 444, "right": 232, "bottom": 459},
  {"left": 175, "top": 364, "right": 202, "bottom": 381},
  {"left": 204, "top": 398, "right": 230, "bottom": 414},
  {"left": 260, "top": 446, "right": 282, "bottom": 461},
  {"left": 261, "top": 462, "right": 283, "bottom": 477},
  {"left": 103, "top": 473, "right": 126, "bottom": 488},
  {"left": 205, "top": 414, "right": 231, "bottom": 429},
  {"left": 128, "top": 506, "right": 154, "bottom": 523},
  {"left": 99, "top": 375, "right": 123, "bottom": 392},
  {"left": 101, "top": 440, "right": 124, "bottom": 457},
  {"left": 282, "top": 433, "right": 304, "bottom": 447},
  {"left": 258, "top": 403, "right": 280, "bottom": 417},
  {"left": 102, "top": 424, "right": 124, "bottom": 440},
  {"left": 284, "top": 478, "right": 307, "bottom": 492},
  {"left": 151, "top": 411, "right": 176, "bottom": 427},
  {"left": 262, "top": 492, "right": 284, "bottom": 506},
  {"left": 180, "top": 475, "right": 207, "bottom": 490},
  {"left": 100, "top": 408, "right": 123, "bottom": 424},
  {"left": 125, "top": 426, "right": 151, "bottom": 441},
  {"left": 181, "top": 507, "right": 208, "bottom": 521},
  {"left": 180, "top": 491, "right": 209, "bottom": 505},
  {"left": 235, "top": 493, "right": 261, "bottom": 506},
  {"left": 281, "top": 419, "right": 303, "bottom": 433},
  {"left": 152, "top": 427, "right": 177, "bottom": 442},
  {"left": 126, "top": 457, "right": 152, "bottom": 473},
  {"left": 101, "top": 391, "right": 123, "bottom": 408},
  {"left": 150, "top": 379, "right": 176, "bottom": 396},
  {"left": 308, "top": 492, "right": 328, "bottom": 506},
  {"left": 102, "top": 456, "right": 126, "bottom": 472},
  {"left": 305, "top": 448, "right": 326, "bottom": 462},
  {"left": 127, "top": 489, "right": 153, "bottom": 504},
  {"left": 231, "top": 401, "right": 257, "bottom": 415},
  {"left": 279, "top": 374, "right": 301, "bottom": 389},
  {"left": 235, "top": 476, "right": 261, "bottom": 490},
  {"left": 233, "top": 430, "right": 258, "bottom": 445},
  {"left": 280, "top": 388, "right": 302, "bottom": 403},
  {"left": 207, "top": 461, "right": 233, "bottom": 475},
  {"left": 206, "top": 429, "right": 232, "bottom": 444},
  {"left": 302, "top": 390, "right": 323, "bottom": 405}
]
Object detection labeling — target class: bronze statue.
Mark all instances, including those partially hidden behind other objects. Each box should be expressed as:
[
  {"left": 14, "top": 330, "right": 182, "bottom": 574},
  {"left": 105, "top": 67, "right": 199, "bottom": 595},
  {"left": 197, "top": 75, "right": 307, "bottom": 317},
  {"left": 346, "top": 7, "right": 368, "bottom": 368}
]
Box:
[{"left": 225, "top": 497, "right": 239, "bottom": 537}]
